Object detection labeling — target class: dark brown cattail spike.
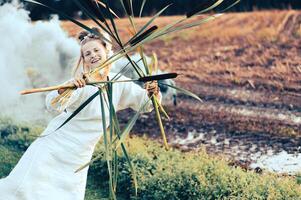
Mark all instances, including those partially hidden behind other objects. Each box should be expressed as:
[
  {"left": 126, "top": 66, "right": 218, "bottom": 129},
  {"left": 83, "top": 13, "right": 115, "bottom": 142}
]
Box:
[
  {"left": 138, "top": 73, "right": 178, "bottom": 82},
  {"left": 122, "top": 0, "right": 133, "bottom": 16},
  {"left": 129, "top": 25, "right": 158, "bottom": 46},
  {"left": 186, "top": 0, "right": 219, "bottom": 18}
]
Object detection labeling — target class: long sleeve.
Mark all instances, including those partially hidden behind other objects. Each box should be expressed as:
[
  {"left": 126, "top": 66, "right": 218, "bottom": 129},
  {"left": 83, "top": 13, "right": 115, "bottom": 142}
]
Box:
[
  {"left": 117, "top": 76, "right": 162, "bottom": 113},
  {"left": 45, "top": 87, "right": 86, "bottom": 114}
]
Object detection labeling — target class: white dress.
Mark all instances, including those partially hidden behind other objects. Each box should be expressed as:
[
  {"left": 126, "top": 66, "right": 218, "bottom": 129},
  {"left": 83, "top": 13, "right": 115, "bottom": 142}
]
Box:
[{"left": 0, "top": 73, "right": 160, "bottom": 200}]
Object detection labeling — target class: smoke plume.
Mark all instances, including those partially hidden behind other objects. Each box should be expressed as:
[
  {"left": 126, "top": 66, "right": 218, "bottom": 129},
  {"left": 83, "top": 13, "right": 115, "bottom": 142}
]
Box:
[{"left": 0, "top": 3, "right": 80, "bottom": 123}]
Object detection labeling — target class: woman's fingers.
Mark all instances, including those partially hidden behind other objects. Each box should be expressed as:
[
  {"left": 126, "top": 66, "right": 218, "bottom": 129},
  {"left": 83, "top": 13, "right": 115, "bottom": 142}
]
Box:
[
  {"left": 73, "top": 78, "right": 86, "bottom": 88},
  {"left": 145, "top": 81, "right": 160, "bottom": 97},
  {"left": 144, "top": 81, "right": 157, "bottom": 88},
  {"left": 80, "top": 78, "right": 86, "bottom": 87}
]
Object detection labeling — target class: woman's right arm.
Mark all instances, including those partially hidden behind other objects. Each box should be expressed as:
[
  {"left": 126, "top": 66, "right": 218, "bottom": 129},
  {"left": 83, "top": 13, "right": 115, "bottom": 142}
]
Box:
[{"left": 45, "top": 76, "right": 87, "bottom": 113}]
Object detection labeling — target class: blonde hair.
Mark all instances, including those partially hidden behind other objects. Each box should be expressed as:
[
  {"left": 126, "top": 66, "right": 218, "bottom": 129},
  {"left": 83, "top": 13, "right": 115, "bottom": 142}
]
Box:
[{"left": 72, "top": 27, "right": 112, "bottom": 77}]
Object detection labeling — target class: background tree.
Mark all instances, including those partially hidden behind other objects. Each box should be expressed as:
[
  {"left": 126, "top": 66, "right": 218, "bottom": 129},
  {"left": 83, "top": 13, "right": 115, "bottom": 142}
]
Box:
[{"left": 1, "top": 0, "right": 300, "bottom": 20}]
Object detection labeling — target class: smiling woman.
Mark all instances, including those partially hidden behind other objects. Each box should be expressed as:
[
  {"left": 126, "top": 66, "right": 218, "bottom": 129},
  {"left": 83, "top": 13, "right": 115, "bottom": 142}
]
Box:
[
  {"left": 0, "top": 27, "right": 161, "bottom": 200},
  {"left": 77, "top": 28, "right": 113, "bottom": 81}
]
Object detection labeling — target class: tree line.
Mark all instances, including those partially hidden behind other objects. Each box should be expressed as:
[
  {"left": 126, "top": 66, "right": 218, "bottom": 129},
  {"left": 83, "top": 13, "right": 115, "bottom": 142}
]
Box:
[{"left": 1, "top": 0, "right": 300, "bottom": 20}]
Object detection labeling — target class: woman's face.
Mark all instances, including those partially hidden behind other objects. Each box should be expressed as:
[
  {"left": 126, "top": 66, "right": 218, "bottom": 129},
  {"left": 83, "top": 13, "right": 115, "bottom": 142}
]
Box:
[{"left": 82, "top": 40, "right": 107, "bottom": 72}]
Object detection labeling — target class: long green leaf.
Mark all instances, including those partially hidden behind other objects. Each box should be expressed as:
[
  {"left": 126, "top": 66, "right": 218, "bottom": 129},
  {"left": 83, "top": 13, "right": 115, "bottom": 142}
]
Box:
[
  {"left": 122, "top": 0, "right": 133, "bottom": 16},
  {"left": 104, "top": 86, "right": 138, "bottom": 195},
  {"left": 75, "top": 152, "right": 104, "bottom": 173},
  {"left": 113, "top": 58, "right": 143, "bottom": 81},
  {"left": 99, "top": 88, "right": 116, "bottom": 200},
  {"left": 114, "top": 98, "right": 151, "bottom": 150},
  {"left": 24, "top": 0, "right": 95, "bottom": 36},
  {"left": 124, "top": 4, "right": 171, "bottom": 47},
  {"left": 113, "top": 150, "right": 118, "bottom": 192},
  {"left": 138, "top": 48, "right": 150, "bottom": 75},
  {"left": 25, "top": 0, "right": 113, "bottom": 45},
  {"left": 156, "top": 14, "right": 222, "bottom": 37},
  {"left": 139, "top": 0, "right": 147, "bottom": 17},
  {"left": 151, "top": 96, "right": 169, "bottom": 150},
  {"left": 214, "top": 0, "right": 241, "bottom": 12},
  {"left": 55, "top": 90, "right": 100, "bottom": 131},
  {"left": 159, "top": 82, "right": 203, "bottom": 102},
  {"left": 129, "top": 25, "right": 158, "bottom": 46},
  {"left": 75, "top": 0, "right": 105, "bottom": 22},
  {"left": 107, "top": 82, "right": 119, "bottom": 192},
  {"left": 95, "top": 0, "right": 120, "bottom": 19},
  {"left": 154, "top": 95, "right": 170, "bottom": 120},
  {"left": 103, "top": 0, "right": 123, "bottom": 45},
  {"left": 73, "top": 0, "right": 119, "bottom": 44},
  {"left": 186, "top": 0, "right": 224, "bottom": 18}
]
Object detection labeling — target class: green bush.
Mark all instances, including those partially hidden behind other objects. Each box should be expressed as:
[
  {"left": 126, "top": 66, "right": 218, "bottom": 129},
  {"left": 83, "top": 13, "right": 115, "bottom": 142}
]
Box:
[
  {"left": 1, "top": 118, "right": 301, "bottom": 200},
  {"left": 0, "top": 145, "right": 22, "bottom": 178},
  {"left": 0, "top": 117, "right": 42, "bottom": 151},
  {"left": 89, "top": 136, "right": 301, "bottom": 200}
]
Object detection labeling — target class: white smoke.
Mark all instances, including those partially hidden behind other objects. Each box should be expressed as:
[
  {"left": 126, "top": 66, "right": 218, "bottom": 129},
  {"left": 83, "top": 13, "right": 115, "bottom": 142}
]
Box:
[{"left": 0, "top": 3, "right": 80, "bottom": 123}]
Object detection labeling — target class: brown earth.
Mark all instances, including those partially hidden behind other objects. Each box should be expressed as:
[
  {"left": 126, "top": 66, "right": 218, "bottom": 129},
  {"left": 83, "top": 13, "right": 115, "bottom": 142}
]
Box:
[{"left": 61, "top": 10, "right": 301, "bottom": 168}]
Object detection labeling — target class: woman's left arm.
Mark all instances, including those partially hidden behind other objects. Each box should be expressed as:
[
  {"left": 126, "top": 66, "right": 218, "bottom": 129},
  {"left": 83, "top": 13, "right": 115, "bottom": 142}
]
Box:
[{"left": 117, "top": 77, "right": 162, "bottom": 112}]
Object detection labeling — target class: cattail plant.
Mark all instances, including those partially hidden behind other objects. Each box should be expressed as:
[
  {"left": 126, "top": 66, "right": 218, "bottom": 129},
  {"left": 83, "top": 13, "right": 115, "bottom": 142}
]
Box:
[{"left": 22, "top": 0, "right": 240, "bottom": 199}]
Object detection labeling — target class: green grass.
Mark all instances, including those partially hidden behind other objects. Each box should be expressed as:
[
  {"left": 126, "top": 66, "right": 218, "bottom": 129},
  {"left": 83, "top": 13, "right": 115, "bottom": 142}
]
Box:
[{"left": 0, "top": 119, "right": 301, "bottom": 199}]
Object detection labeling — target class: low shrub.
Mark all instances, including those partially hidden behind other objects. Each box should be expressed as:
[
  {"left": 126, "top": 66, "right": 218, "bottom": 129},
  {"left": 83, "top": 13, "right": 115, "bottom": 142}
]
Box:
[
  {"left": 1, "top": 119, "right": 301, "bottom": 200},
  {"left": 0, "top": 117, "right": 42, "bottom": 151},
  {"left": 0, "top": 145, "right": 22, "bottom": 178},
  {"left": 89, "top": 136, "right": 301, "bottom": 200}
]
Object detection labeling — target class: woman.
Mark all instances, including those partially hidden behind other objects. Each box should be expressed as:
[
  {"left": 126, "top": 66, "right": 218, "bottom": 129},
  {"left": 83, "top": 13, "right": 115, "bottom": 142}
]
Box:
[{"left": 0, "top": 27, "right": 161, "bottom": 200}]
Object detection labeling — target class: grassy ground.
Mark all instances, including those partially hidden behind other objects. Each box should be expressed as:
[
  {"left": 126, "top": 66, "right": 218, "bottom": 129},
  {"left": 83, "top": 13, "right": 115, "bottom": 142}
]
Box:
[{"left": 0, "top": 119, "right": 300, "bottom": 199}]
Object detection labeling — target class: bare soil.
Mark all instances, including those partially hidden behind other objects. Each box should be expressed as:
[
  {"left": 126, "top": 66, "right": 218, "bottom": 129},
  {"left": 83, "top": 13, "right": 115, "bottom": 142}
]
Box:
[{"left": 61, "top": 10, "right": 301, "bottom": 169}]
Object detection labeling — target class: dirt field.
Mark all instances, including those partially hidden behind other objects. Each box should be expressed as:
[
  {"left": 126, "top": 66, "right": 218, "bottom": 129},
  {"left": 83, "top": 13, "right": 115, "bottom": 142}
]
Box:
[{"left": 61, "top": 10, "right": 301, "bottom": 169}]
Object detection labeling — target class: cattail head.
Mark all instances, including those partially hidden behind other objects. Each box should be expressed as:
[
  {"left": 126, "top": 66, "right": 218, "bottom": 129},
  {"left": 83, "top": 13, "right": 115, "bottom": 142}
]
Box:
[
  {"left": 186, "top": 0, "right": 221, "bottom": 18},
  {"left": 129, "top": 25, "right": 158, "bottom": 46}
]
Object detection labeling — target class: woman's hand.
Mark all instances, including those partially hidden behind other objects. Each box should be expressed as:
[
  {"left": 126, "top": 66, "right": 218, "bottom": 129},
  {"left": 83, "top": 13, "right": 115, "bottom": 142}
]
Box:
[
  {"left": 144, "top": 80, "right": 160, "bottom": 98},
  {"left": 58, "top": 73, "right": 86, "bottom": 95},
  {"left": 73, "top": 73, "right": 87, "bottom": 88}
]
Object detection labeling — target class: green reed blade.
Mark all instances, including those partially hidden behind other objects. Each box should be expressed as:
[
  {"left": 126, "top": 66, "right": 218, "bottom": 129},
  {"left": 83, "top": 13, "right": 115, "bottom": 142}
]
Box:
[
  {"left": 213, "top": 0, "right": 241, "bottom": 12},
  {"left": 186, "top": 0, "right": 224, "bottom": 18},
  {"left": 74, "top": 0, "right": 105, "bottom": 22},
  {"left": 104, "top": 0, "right": 122, "bottom": 45},
  {"left": 96, "top": 0, "right": 120, "bottom": 18},
  {"left": 124, "top": 4, "right": 171, "bottom": 47},
  {"left": 104, "top": 86, "right": 138, "bottom": 195},
  {"left": 25, "top": 1, "right": 99, "bottom": 37},
  {"left": 75, "top": 151, "right": 104, "bottom": 173},
  {"left": 114, "top": 98, "right": 151, "bottom": 150},
  {"left": 113, "top": 150, "right": 118, "bottom": 192},
  {"left": 121, "top": 0, "right": 133, "bottom": 16},
  {"left": 55, "top": 90, "right": 100, "bottom": 131},
  {"left": 154, "top": 96, "right": 170, "bottom": 120},
  {"left": 156, "top": 14, "right": 222, "bottom": 37},
  {"left": 99, "top": 88, "right": 116, "bottom": 200},
  {"left": 151, "top": 96, "right": 169, "bottom": 150},
  {"left": 159, "top": 83, "right": 203, "bottom": 102},
  {"left": 139, "top": 0, "right": 147, "bottom": 17},
  {"left": 72, "top": 0, "right": 115, "bottom": 41},
  {"left": 129, "top": 25, "right": 158, "bottom": 46}
]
